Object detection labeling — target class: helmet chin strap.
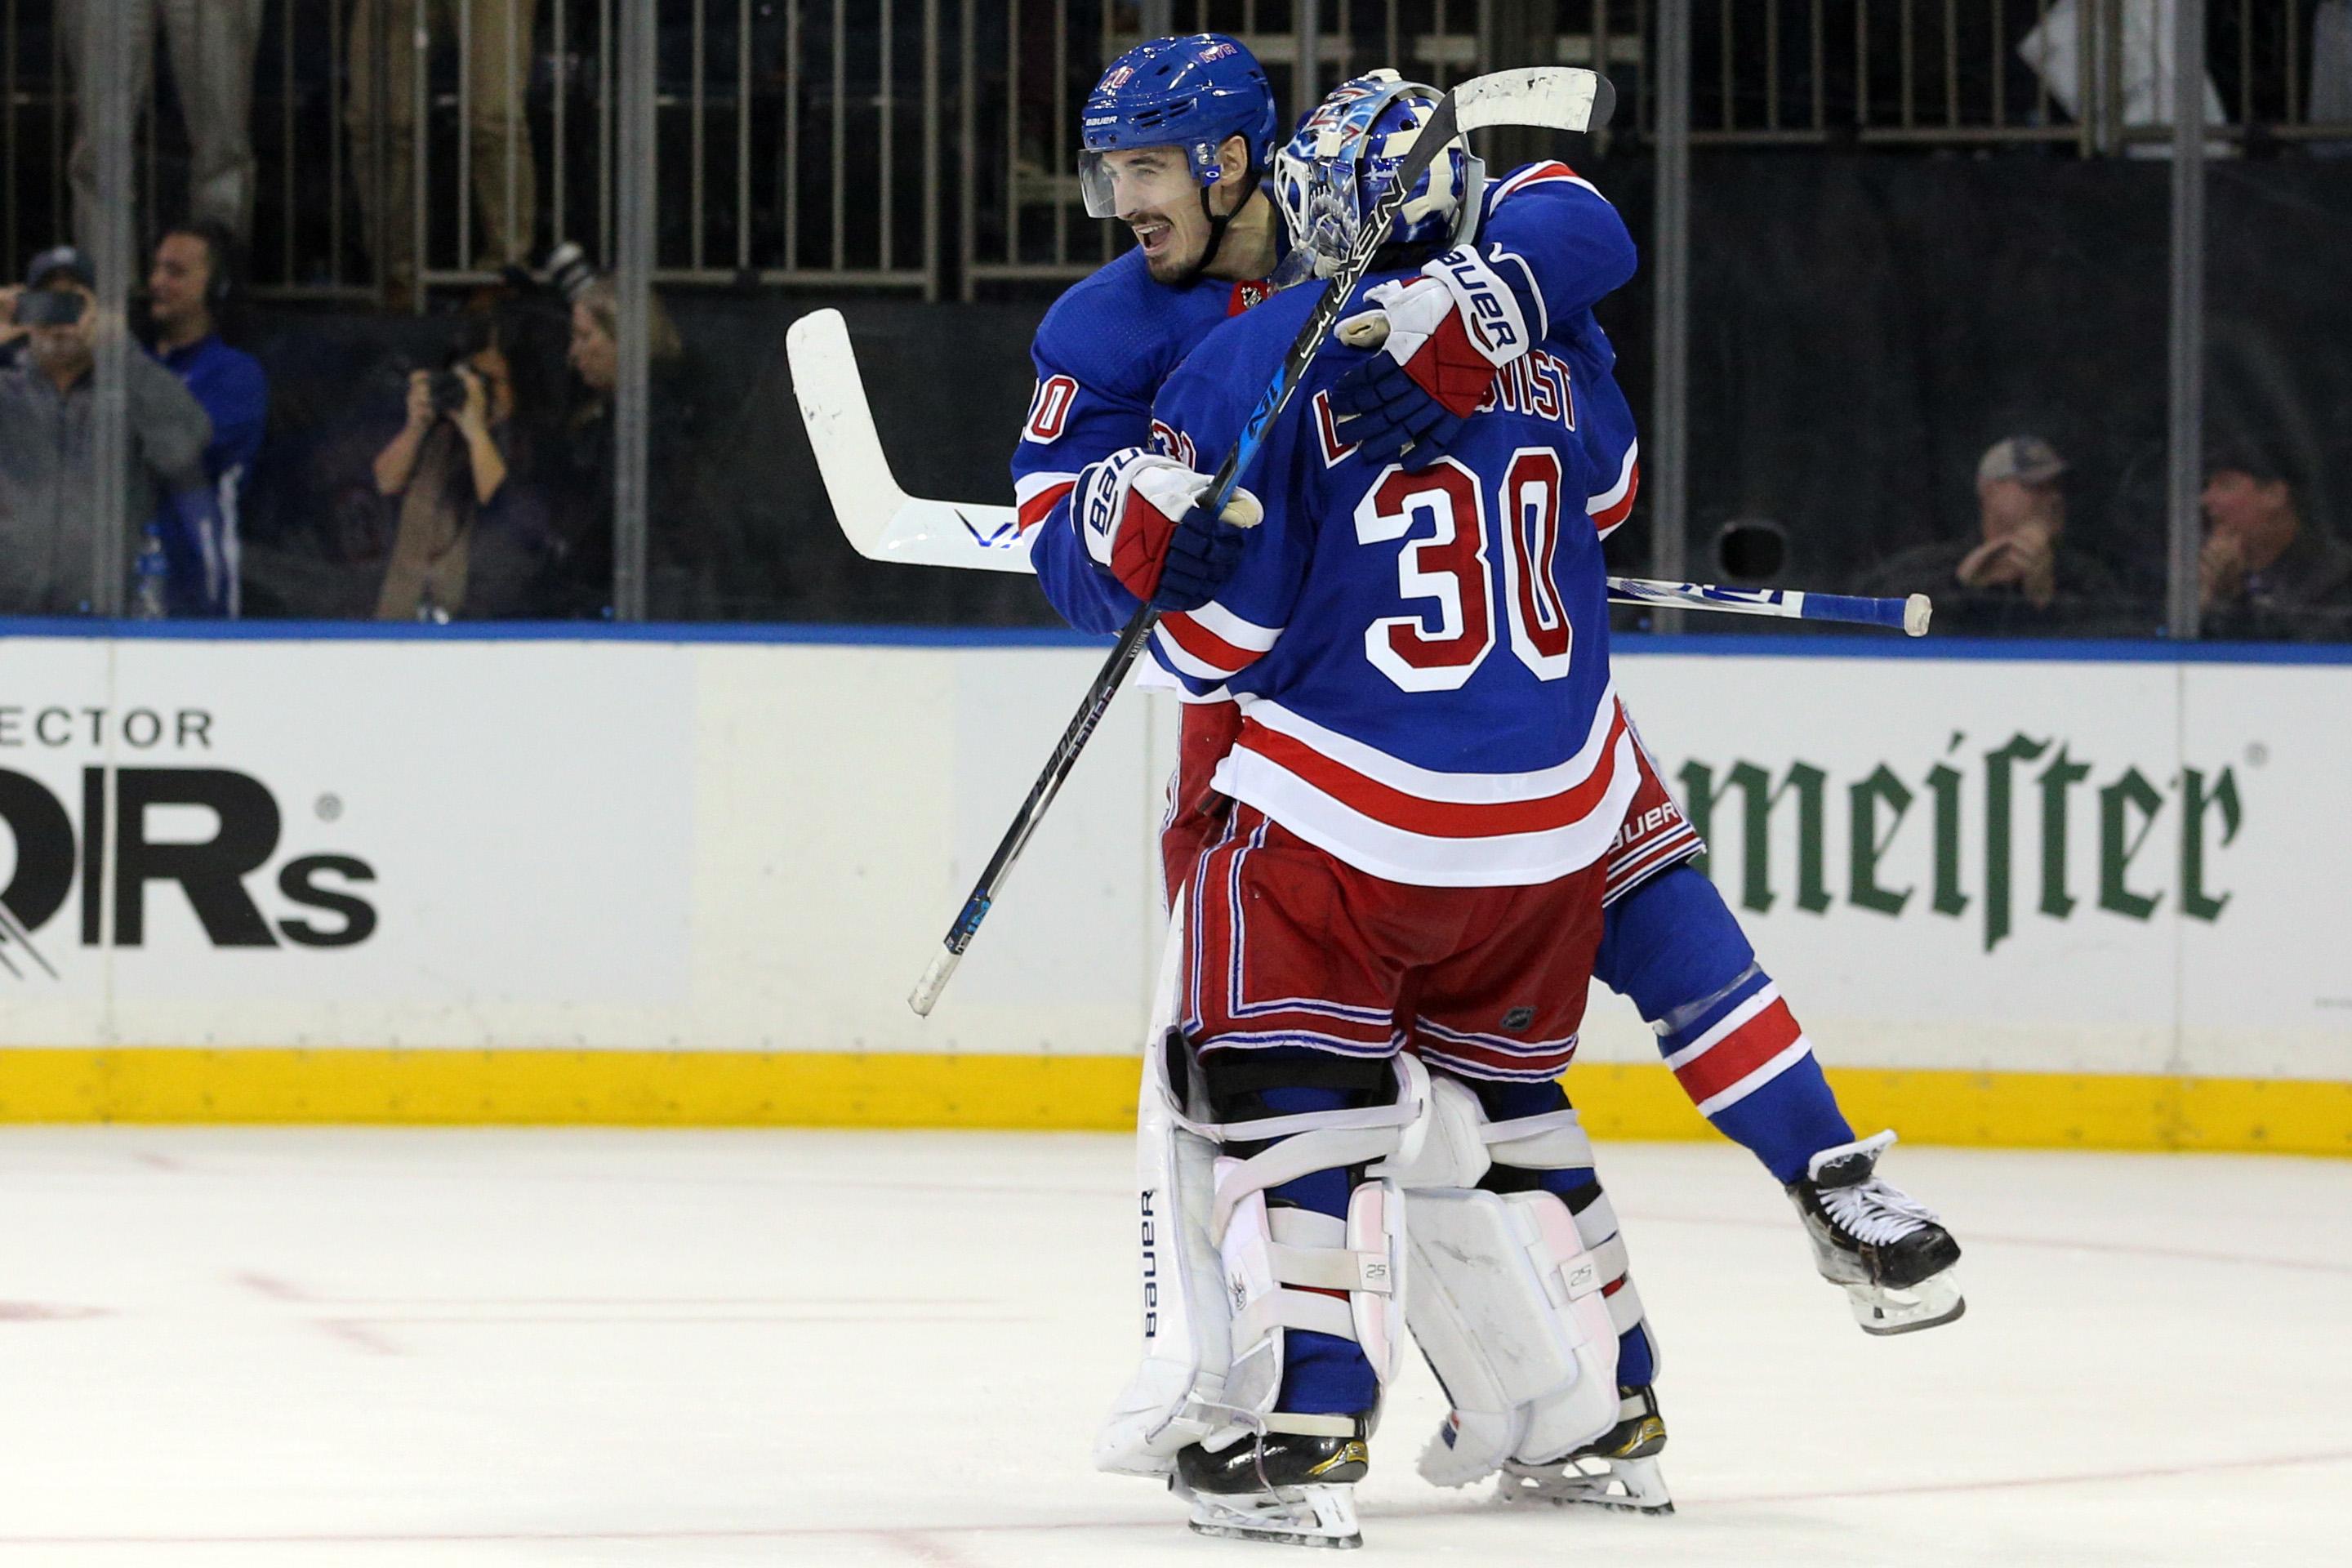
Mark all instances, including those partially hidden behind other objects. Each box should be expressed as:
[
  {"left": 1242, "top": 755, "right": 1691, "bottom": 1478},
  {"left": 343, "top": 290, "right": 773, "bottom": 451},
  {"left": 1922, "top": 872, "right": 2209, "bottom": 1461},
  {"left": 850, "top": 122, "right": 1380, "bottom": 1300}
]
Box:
[{"left": 1175, "top": 160, "right": 1254, "bottom": 287}]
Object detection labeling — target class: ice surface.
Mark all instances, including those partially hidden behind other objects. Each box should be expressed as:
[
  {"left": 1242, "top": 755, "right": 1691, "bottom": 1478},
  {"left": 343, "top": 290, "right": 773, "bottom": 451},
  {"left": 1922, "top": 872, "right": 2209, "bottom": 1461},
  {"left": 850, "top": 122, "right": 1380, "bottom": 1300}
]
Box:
[{"left": 0, "top": 1126, "right": 2346, "bottom": 1565}]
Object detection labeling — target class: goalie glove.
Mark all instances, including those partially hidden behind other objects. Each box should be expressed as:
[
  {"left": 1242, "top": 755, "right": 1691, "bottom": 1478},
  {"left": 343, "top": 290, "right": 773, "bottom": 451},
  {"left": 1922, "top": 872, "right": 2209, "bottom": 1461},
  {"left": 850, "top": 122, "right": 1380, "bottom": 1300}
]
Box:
[
  {"left": 1074, "top": 448, "right": 1263, "bottom": 612},
  {"left": 1328, "top": 245, "right": 1544, "bottom": 466}
]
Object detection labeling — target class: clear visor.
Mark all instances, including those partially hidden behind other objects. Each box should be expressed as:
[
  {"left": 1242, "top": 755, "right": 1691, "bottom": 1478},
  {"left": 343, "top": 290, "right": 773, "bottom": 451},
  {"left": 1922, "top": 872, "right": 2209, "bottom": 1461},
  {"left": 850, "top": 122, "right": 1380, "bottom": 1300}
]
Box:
[{"left": 1078, "top": 147, "right": 1205, "bottom": 220}]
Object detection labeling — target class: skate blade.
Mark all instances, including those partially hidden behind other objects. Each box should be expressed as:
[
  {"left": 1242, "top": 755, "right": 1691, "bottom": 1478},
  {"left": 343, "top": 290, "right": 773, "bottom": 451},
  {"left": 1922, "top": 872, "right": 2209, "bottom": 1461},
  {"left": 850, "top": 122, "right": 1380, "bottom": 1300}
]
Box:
[
  {"left": 1185, "top": 1483, "right": 1362, "bottom": 1549},
  {"left": 1846, "top": 1274, "right": 1966, "bottom": 1336},
  {"left": 1498, "top": 1456, "right": 1675, "bottom": 1516}
]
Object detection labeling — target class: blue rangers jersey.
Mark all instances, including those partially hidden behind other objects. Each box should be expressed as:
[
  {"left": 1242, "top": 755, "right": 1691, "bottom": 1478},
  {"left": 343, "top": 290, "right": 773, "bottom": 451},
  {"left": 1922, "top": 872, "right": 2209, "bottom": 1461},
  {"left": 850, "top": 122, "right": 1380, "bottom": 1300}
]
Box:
[
  {"left": 1140, "top": 271, "right": 1637, "bottom": 890},
  {"left": 1015, "top": 162, "right": 1642, "bottom": 635}
]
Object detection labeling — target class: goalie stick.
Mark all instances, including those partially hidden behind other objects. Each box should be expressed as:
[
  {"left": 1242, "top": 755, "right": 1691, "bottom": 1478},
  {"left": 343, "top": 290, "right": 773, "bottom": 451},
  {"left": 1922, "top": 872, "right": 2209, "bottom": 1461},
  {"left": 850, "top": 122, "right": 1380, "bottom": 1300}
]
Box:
[
  {"left": 895, "top": 65, "right": 1622, "bottom": 1016},
  {"left": 786, "top": 318, "right": 1933, "bottom": 636}
]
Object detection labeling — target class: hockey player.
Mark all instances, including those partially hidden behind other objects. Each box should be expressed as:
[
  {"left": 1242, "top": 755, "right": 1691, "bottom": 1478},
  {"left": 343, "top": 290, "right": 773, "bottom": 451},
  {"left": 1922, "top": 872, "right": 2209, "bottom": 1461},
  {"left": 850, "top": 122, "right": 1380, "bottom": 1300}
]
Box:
[
  {"left": 1084, "top": 81, "right": 1643, "bottom": 1541},
  {"left": 1017, "top": 38, "right": 1964, "bottom": 1520}
]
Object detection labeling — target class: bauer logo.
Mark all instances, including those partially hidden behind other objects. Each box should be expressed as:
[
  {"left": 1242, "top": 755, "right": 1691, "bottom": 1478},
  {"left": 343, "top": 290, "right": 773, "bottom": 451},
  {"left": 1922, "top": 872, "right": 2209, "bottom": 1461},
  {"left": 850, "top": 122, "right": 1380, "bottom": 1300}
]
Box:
[
  {"left": 1138, "top": 1189, "right": 1160, "bottom": 1337},
  {"left": 1673, "top": 732, "right": 2243, "bottom": 953},
  {"left": 0, "top": 706, "right": 376, "bottom": 978}
]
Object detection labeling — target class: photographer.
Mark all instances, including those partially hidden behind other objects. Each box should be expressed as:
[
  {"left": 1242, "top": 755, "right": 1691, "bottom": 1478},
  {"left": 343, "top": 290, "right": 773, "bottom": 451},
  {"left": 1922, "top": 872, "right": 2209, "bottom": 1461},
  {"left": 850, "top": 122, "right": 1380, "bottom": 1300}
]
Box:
[
  {"left": 0, "top": 247, "right": 220, "bottom": 617},
  {"left": 370, "top": 298, "right": 568, "bottom": 619}
]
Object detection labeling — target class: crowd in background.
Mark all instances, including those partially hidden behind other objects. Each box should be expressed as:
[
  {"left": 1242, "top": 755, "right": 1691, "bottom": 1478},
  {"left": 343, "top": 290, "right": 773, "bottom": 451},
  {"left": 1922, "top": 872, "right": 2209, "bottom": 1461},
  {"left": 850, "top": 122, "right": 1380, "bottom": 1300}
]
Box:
[
  {"left": 0, "top": 2, "right": 2346, "bottom": 635},
  {"left": 0, "top": 230, "right": 683, "bottom": 622}
]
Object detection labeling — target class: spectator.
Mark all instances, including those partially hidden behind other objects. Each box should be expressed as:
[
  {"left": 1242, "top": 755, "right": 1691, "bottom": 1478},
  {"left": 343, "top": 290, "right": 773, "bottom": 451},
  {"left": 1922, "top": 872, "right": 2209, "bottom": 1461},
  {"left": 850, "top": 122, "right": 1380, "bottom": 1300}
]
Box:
[
  {"left": 60, "top": 1, "right": 264, "bottom": 247},
  {"left": 2199, "top": 442, "right": 2352, "bottom": 639},
  {"left": 370, "top": 300, "right": 568, "bottom": 619},
  {"left": 552, "top": 274, "right": 696, "bottom": 614},
  {"left": 1855, "top": 436, "right": 2132, "bottom": 633},
  {"left": 0, "top": 246, "right": 220, "bottom": 616},
  {"left": 146, "top": 221, "right": 268, "bottom": 616},
  {"left": 348, "top": 1, "right": 541, "bottom": 304}
]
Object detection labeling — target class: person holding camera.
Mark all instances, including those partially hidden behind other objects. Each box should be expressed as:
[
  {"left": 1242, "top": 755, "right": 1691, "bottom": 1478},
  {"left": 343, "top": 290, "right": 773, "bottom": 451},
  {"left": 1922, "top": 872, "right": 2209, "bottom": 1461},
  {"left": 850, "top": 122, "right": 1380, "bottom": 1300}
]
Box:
[
  {"left": 0, "top": 246, "right": 221, "bottom": 617},
  {"left": 370, "top": 301, "right": 568, "bottom": 619}
]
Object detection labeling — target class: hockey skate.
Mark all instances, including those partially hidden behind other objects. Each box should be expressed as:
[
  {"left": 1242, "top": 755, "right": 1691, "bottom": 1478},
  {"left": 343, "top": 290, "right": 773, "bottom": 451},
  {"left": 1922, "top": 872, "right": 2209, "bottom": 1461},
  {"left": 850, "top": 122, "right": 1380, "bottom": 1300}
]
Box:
[
  {"left": 1494, "top": 1385, "right": 1673, "bottom": 1515},
  {"left": 1174, "top": 1420, "right": 1371, "bottom": 1549},
  {"left": 1788, "top": 1130, "right": 1964, "bottom": 1335}
]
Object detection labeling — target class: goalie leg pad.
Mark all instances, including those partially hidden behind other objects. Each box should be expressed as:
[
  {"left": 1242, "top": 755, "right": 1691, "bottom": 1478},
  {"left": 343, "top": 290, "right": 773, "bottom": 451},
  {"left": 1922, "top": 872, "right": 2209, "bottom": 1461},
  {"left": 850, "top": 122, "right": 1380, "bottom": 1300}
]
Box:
[
  {"left": 1477, "top": 1078, "right": 1664, "bottom": 1385},
  {"left": 1094, "top": 988, "right": 1427, "bottom": 1477},
  {"left": 1397, "top": 1078, "right": 1623, "bottom": 1489}
]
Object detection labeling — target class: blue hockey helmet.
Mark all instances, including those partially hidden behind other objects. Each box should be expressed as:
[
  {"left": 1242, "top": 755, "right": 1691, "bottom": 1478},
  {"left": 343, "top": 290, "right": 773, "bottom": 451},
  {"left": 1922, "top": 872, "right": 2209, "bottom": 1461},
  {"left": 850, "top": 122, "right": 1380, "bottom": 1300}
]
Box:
[
  {"left": 1078, "top": 34, "right": 1279, "bottom": 219},
  {"left": 1272, "top": 71, "right": 1485, "bottom": 278}
]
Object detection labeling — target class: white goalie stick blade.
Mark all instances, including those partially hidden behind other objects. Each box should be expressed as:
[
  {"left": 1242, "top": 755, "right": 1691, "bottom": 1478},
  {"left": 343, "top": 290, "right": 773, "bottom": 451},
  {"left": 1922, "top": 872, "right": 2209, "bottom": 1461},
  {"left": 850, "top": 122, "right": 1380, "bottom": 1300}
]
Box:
[
  {"left": 785, "top": 308, "right": 1034, "bottom": 573},
  {"left": 1451, "top": 66, "right": 1616, "bottom": 138}
]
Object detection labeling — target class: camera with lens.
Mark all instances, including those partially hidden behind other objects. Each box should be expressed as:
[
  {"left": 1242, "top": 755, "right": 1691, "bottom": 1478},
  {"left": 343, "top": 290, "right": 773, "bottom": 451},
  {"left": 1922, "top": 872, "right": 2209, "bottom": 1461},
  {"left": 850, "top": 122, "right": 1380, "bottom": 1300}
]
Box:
[
  {"left": 427, "top": 367, "right": 472, "bottom": 417},
  {"left": 14, "top": 288, "right": 88, "bottom": 328},
  {"left": 539, "top": 241, "right": 598, "bottom": 304}
]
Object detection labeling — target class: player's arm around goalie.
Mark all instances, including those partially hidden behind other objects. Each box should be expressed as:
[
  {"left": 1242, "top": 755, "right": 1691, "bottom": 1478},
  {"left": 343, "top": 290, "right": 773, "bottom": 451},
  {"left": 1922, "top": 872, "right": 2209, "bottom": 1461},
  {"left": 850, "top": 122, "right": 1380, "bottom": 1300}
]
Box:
[
  {"left": 1327, "top": 163, "right": 1637, "bottom": 467},
  {"left": 1071, "top": 445, "right": 1263, "bottom": 612}
]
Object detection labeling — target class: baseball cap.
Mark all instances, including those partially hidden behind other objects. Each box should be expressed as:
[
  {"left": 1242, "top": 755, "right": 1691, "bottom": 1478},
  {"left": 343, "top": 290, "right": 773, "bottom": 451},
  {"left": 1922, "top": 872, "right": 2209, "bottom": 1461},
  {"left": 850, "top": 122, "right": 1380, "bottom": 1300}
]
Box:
[
  {"left": 24, "top": 244, "right": 95, "bottom": 289},
  {"left": 1976, "top": 435, "right": 2068, "bottom": 488},
  {"left": 2203, "top": 432, "right": 2299, "bottom": 489}
]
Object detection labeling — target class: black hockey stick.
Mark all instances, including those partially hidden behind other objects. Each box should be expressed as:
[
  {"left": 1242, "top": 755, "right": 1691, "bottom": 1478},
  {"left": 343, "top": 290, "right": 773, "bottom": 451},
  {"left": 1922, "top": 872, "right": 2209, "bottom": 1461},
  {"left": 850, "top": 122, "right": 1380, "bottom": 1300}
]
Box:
[{"left": 908, "top": 67, "right": 1618, "bottom": 1015}]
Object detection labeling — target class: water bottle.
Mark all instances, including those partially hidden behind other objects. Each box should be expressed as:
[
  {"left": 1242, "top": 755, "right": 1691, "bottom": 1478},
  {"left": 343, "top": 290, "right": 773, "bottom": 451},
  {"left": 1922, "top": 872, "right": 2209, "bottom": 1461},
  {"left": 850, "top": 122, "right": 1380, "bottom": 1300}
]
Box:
[{"left": 131, "top": 523, "right": 169, "bottom": 621}]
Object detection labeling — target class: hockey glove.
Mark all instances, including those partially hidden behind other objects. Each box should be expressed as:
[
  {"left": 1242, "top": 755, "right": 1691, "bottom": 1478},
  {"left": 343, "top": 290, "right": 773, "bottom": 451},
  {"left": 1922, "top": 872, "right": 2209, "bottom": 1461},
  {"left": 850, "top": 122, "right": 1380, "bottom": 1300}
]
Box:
[
  {"left": 1074, "top": 447, "right": 1263, "bottom": 612},
  {"left": 1329, "top": 247, "right": 1544, "bottom": 466}
]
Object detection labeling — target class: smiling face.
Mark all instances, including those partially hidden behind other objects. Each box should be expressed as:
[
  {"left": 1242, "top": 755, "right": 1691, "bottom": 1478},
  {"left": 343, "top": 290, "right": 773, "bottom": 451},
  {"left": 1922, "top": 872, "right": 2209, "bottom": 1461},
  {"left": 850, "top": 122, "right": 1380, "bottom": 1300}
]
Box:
[{"left": 1101, "top": 137, "right": 1249, "bottom": 283}]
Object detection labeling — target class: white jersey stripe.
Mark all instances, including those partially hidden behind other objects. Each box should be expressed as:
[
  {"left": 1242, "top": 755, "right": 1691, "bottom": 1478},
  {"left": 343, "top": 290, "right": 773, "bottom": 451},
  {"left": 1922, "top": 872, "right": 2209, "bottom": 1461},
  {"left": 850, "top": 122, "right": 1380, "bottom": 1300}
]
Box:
[
  {"left": 1213, "top": 726, "right": 1641, "bottom": 888},
  {"left": 1659, "top": 983, "right": 1783, "bottom": 1071},
  {"left": 1587, "top": 442, "right": 1638, "bottom": 516}
]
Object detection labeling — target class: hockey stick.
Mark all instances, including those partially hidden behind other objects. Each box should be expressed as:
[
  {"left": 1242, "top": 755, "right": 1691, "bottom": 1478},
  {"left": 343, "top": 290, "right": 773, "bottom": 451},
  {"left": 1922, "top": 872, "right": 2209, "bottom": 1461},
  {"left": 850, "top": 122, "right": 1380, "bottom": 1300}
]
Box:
[
  {"left": 904, "top": 66, "right": 1617, "bottom": 1017},
  {"left": 786, "top": 308, "right": 1933, "bottom": 635}
]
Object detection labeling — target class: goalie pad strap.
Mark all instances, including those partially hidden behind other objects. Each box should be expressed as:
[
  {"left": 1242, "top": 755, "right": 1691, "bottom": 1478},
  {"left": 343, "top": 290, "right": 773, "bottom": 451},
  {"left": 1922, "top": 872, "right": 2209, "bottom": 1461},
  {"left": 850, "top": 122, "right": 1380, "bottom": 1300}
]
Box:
[
  {"left": 1572, "top": 1191, "right": 1621, "bottom": 1250},
  {"left": 1587, "top": 1232, "right": 1630, "bottom": 1285},
  {"left": 1212, "top": 1125, "right": 1409, "bottom": 1239},
  {"left": 1270, "top": 1242, "right": 1396, "bottom": 1294},
  {"left": 1236, "top": 1286, "right": 1357, "bottom": 1348},
  {"left": 1264, "top": 1412, "right": 1360, "bottom": 1437},
  {"left": 1605, "top": 1276, "right": 1648, "bottom": 1339},
  {"left": 1484, "top": 1107, "right": 1596, "bottom": 1172}
]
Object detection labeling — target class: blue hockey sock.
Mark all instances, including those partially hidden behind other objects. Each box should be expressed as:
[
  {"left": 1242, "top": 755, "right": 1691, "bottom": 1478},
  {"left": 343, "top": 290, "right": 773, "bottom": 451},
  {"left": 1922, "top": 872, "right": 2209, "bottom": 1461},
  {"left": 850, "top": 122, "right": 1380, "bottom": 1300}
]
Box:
[
  {"left": 1256, "top": 1085, "right": 1380, "bottom": 1418},
  {"left": 1595, "top": 865, "right": 1854, "bottom": 1183}
]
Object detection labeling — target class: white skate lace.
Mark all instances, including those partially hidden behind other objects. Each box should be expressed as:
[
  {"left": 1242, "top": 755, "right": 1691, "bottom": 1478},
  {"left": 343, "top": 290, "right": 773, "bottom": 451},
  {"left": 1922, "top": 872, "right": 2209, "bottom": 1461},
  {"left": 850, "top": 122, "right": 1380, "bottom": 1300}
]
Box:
[{"left": 1819, "top": 1178, "right": 1940, "bottom": 1246}]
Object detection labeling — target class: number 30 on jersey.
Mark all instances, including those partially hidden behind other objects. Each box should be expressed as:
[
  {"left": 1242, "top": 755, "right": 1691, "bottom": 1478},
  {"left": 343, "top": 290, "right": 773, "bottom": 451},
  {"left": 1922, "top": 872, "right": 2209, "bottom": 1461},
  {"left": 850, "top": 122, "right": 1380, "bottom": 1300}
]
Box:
[{"left": 1353, "top": 452, "right": 1577, "bottom": 693}]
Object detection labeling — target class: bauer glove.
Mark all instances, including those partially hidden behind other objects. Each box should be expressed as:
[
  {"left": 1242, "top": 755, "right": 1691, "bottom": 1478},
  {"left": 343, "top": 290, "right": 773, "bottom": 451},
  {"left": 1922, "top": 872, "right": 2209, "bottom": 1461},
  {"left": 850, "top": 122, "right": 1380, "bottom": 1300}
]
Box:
[
  {"left": 1329, "top": 247, "right": 1544, "bottom": 466},
  {"left": 1074, "top": 447, "right": 1262, "bottom": 612}
]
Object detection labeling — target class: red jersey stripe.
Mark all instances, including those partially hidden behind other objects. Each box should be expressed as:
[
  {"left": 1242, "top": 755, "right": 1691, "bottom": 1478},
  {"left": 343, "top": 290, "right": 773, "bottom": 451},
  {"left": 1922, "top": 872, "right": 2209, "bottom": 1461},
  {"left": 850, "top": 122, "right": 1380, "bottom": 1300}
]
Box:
[
  {"left": 1671, "top": 999, "right": 1806, "bottom": 1106},
  {"left": 1017, "top": 480, "right": 1074, "bottom": 534},
  {"left": 1160, "top": 610, "right": 1263, "bottom": 675},
  {"left": 1236, "top": 707, "right": 1629, "bottom": 840},
  {"left": 1592, "top": 462, "right": 1640, "bottom": 532}
]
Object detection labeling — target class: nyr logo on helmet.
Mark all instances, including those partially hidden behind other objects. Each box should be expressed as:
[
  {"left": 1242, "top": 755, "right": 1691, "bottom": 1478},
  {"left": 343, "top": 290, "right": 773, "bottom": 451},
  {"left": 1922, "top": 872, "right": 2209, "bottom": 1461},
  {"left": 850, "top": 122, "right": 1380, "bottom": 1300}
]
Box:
[{"left": 1196, "top": 41, "right": 1238, "bottom": 63}]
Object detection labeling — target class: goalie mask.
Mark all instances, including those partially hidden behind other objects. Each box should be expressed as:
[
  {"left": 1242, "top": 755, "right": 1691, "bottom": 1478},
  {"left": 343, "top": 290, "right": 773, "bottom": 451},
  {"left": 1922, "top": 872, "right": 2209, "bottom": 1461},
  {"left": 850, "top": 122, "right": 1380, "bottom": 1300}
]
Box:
[{"left": 1272, "top": 70, "right": 1486, "bottom": 279}]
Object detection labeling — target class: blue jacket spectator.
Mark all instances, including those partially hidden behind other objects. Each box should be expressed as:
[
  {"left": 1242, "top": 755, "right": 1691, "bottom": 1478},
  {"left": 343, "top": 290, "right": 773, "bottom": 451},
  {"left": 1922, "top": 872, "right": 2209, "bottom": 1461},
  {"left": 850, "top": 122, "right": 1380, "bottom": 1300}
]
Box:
[{"left": 147, "top": 221, "right": 268, "bottom": 616}]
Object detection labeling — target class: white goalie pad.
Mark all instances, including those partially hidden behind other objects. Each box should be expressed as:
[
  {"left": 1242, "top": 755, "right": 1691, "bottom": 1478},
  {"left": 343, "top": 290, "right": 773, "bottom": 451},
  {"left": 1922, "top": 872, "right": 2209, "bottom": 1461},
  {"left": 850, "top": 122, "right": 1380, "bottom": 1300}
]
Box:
[
  {"left": 1395, "top": 1077, "right": 1622, "bottom": 1488},
  {"left": 1094, "top": 902, "right": 1427, "bottom": 1477}
]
